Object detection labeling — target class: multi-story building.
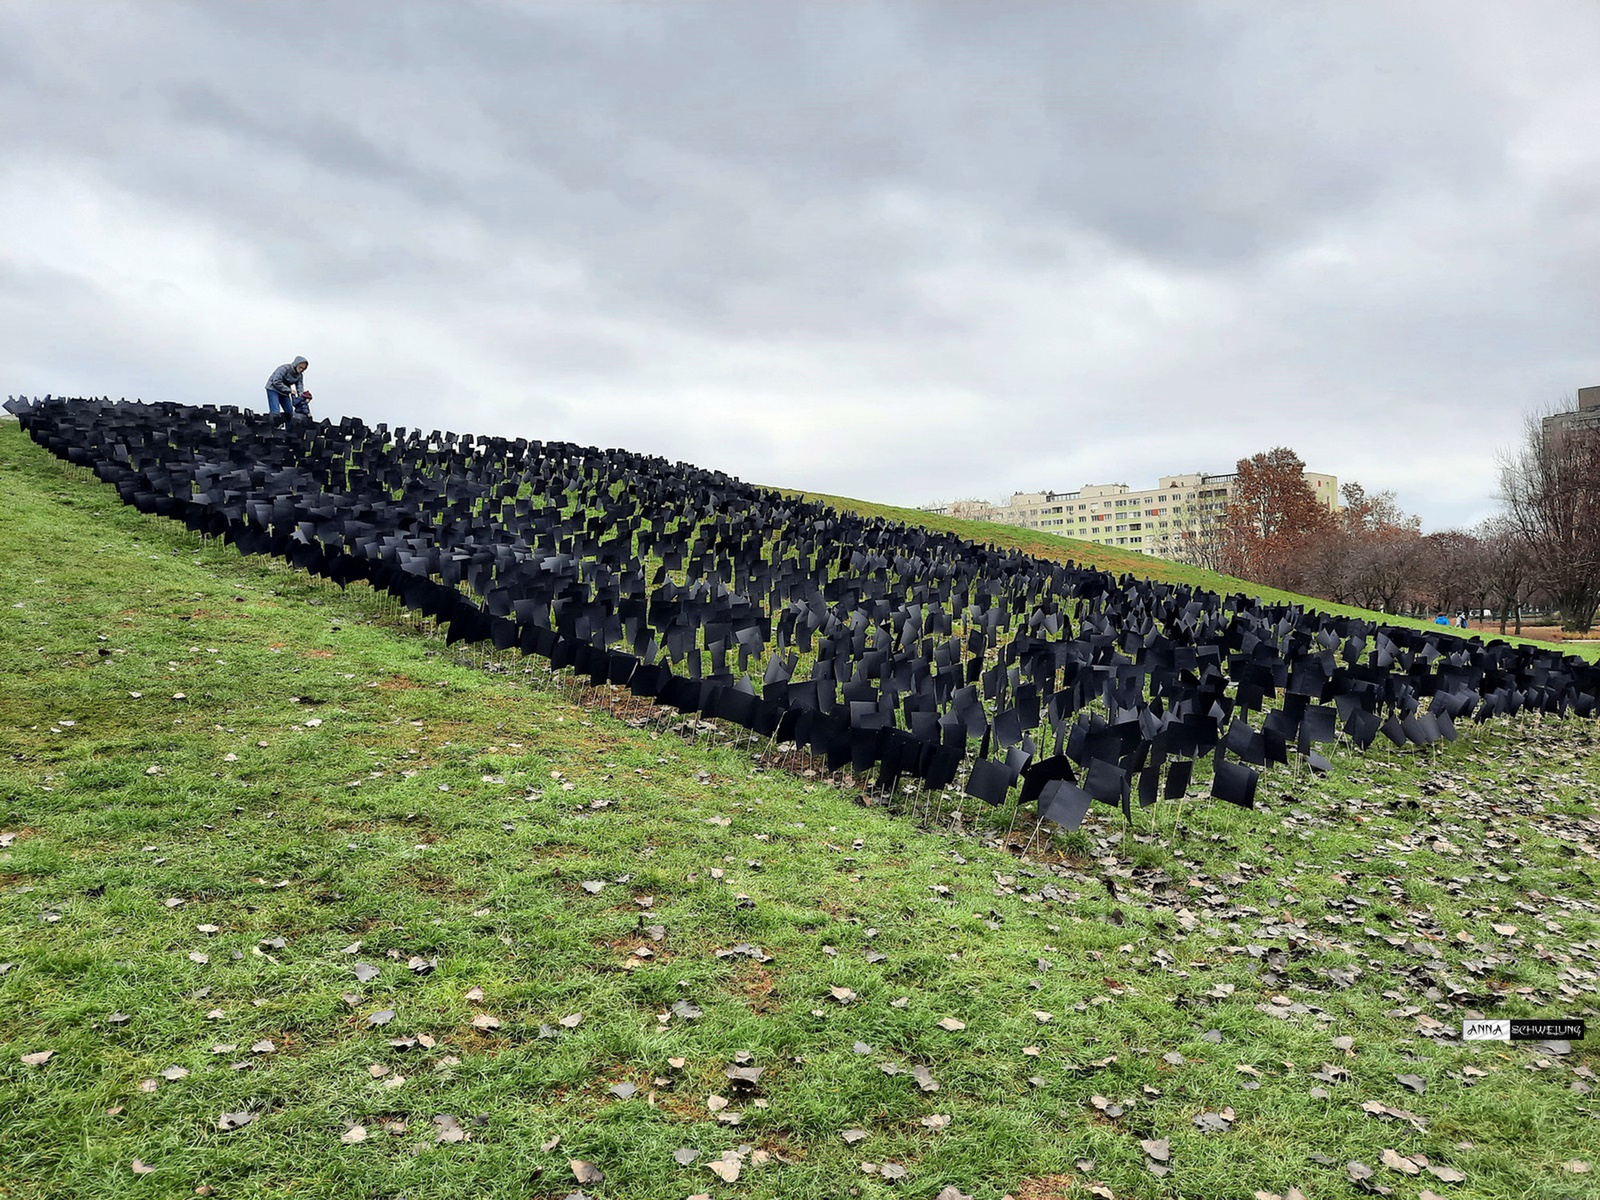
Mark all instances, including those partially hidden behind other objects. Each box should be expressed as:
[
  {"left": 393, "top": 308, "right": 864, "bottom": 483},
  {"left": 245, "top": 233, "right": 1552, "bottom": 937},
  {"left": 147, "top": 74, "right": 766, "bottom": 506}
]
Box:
[
  {"left": 970, "top": 469, "right": 1339, "bottom": 560},
  {"left": 1543, "top": 386, "right": 1600, "bottom": 438}
]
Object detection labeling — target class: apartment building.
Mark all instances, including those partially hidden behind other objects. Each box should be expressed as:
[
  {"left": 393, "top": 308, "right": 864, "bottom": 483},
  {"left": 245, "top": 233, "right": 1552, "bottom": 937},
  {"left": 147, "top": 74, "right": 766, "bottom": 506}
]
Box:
[
  {"left": 1543, "top": 385, "right": 1600, "bottom": 438},
  {"left": 982, "top": 470, "right": 1339, "bottom": 559}
]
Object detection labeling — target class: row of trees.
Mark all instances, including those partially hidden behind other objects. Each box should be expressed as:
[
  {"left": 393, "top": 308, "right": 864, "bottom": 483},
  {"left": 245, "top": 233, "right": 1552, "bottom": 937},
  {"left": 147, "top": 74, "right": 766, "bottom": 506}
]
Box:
[{"left": 1200, "top": 411, "right": 1600, "bottom": 632}]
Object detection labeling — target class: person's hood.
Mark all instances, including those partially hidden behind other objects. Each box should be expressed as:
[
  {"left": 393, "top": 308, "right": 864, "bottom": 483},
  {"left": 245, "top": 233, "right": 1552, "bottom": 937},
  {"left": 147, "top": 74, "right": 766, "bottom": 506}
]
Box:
[{"left": 293, "top": 356, "right": 308, "bottom": 371}]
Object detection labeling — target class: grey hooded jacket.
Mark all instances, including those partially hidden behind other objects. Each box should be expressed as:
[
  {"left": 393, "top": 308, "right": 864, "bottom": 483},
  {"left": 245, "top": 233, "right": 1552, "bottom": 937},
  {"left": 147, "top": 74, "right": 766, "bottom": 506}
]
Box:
[{"left": 266, "top": 357, "right": 309, "bottom": 396}]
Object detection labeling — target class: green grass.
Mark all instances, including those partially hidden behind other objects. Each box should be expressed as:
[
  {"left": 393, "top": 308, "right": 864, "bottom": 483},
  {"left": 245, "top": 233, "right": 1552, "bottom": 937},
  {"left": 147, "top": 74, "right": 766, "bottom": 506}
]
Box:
[
  {"left": 785, "top": 489, "right": 1600, "bottom": 662},
  {"left": 2, "top": 422, "right": 1598, "bottom": 1200}
]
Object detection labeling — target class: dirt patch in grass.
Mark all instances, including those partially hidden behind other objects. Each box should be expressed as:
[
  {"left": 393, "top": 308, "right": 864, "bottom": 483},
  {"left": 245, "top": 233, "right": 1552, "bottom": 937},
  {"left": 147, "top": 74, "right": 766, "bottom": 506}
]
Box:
[
  {"left": 727, "top": 962, "right": 780, "bottom": 1013},
  {"left": 392, "top": 862, "right": 480, "bottom": 901},
  {"left": 1015, "top": 1173, "right": 1078, "bottom": 1199}
]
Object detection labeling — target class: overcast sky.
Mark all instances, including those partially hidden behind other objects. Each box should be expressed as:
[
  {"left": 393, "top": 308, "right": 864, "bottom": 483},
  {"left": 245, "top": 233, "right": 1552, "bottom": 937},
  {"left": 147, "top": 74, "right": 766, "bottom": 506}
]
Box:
[{"left": 3, "top": 1, "right": 1596, "bottom": 530}]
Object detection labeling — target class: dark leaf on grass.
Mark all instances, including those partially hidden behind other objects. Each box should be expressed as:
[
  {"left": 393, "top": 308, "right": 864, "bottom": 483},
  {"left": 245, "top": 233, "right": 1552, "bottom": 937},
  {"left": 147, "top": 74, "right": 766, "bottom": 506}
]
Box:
[
  {"left": 1141, "top": 1138, "right": 1171, "bottom": 1162},
  {"left": 217, "top": 1110, "right": 254, "bottom": 1131},
  {"left": 673, "top": 1147, "right": 700, "bottom": 1165},
  {"left": 609, "top": 1082, "right": 637, "bottom": 1100},
  {"left": 352, "top": 962, "right": 379, "bottom": 983},
  {"left": 1396, "top": 1073, "right": 1426, "bottom": 1095}
]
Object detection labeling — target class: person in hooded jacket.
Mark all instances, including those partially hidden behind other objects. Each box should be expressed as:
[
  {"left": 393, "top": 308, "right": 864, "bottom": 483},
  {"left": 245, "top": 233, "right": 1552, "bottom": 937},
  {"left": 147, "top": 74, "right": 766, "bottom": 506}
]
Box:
[{"left": 265, "top": 357, "right": 309, "bottom": 417}]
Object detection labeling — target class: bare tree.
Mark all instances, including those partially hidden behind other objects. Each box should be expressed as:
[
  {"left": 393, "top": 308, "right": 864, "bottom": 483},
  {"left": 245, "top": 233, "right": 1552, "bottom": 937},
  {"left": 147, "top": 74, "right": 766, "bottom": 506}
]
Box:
[
  {"left": 1415, "top": 529, "right": 1482, "bottom": 617},
  {"left": 1498, "top": 407, "right": 1600, "bottom": 632},
  {"left": 1476, "top": 515, "right": 1539, "bottom": 635},
  {"left": 1346, "top": 534, "right": 1423, "bottom": 614}
]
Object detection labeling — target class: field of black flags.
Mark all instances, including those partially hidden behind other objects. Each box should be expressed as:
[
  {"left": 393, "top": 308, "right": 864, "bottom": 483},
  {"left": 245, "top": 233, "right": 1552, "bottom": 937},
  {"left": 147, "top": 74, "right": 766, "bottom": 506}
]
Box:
[{"left": 11, "top": 396, "right": 1600, "bottom": 830}]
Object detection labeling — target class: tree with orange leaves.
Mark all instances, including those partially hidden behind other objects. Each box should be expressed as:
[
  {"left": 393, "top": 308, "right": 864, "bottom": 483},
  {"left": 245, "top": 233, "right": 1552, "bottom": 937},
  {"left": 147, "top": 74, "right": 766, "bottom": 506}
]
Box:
[{"left": 1220, "top": 447, "right": 1335, "bottom": 589}]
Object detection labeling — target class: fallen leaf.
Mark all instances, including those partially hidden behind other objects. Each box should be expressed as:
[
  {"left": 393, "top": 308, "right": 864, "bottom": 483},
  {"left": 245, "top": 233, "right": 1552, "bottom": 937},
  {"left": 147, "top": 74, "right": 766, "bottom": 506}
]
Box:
[
  {"left": 217, "top": 1111, "right": 254, "bottom": 1132},
  {"left": 1141, "top": 1138, "right": 1171, "bottom": 1162},
  {"left": 341, "top": 1125, "right": 367, "bottom": 1144},
  {"left": 131, "top": 1160, "right": 155, "bottom": 1175},
  {"left": 558, "top": 1012, "right": 583, "bottom": 1028},
  {"left": 471, "top": 1013, "right": 501, "bottom": 1031},
  {"left": 569, "top": 1159, "right": 603, "bottom": 1184},
  {"left": 936, "top": 1017, "right": 966, "bottom": 1032},
  {"left": 1381, "top": 1148, "right": 1421, "bottom": 1175},
  {"left": 20, "top": 1050, "right": 54, "bottom": 1066}
]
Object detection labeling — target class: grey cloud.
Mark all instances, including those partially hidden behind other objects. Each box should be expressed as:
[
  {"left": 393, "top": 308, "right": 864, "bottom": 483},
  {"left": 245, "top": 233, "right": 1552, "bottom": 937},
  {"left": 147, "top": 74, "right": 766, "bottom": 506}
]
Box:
[{"left": 2, "top": 0, "right": 1598, "bottom": 532}]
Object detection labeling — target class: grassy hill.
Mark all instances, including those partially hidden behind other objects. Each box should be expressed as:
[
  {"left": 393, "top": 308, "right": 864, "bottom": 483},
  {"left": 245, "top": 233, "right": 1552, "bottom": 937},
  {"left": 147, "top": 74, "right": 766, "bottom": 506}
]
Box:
[
  {"left": 3, "top": 423, "right": 1598, "bottom": 1200},
  {"left": 787, "top": 489, "right": 1600, "bottom": 662}
]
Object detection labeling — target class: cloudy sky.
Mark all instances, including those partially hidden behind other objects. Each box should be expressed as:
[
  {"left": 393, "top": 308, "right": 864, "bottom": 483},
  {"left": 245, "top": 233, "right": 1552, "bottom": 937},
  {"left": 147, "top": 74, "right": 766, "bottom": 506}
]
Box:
[{"left": 3, "top": 1, "right": 1597, "bottom": 530}]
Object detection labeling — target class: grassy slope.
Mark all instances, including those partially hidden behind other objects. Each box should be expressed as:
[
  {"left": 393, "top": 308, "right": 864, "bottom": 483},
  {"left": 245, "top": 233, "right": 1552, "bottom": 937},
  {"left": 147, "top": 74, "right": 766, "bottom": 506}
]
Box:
[
  {"left": 2, "top": 423, "right": 1598, "bottom": 1200},
  {"left": 785, "top": 490, "right": 1600, "bottom": 662}
]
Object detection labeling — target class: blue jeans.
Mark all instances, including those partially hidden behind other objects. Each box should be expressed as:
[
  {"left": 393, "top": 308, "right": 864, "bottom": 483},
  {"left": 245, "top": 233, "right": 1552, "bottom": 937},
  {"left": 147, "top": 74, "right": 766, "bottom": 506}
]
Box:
[{"left": 266, "top": 388, "right": 293, "bottom": 417}]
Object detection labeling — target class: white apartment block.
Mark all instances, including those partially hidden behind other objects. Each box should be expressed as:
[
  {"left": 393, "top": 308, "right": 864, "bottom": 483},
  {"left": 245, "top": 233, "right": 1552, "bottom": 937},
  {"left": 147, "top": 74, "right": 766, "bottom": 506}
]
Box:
[{"left": 979, "top": 471, "right": 1339, "bottom": 559}]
